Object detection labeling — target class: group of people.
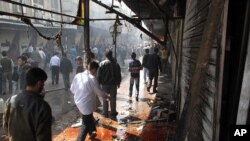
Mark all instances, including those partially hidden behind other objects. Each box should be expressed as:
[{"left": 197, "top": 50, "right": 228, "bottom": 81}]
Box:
[
  {"left": 128, "top": 47, "right": 162, "bottom": 101},
  {"left": 0, "top": 51, "right": 32, "bottom": 96},
  {"left": 2, "top": 46, "right": 164, "bottom": 141},
  {"left": 24, "top": 44, "right": 48, "bottom": 69},
  {"left": 71, "top": 50, "right": 122, "bottom": 140},
  {"left": 0, "top": 49, "right": 72, "bottom": 95}
]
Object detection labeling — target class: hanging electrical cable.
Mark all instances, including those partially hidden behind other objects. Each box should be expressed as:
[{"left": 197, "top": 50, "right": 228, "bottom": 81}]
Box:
[
  {"left": 57, "top": 0, "right": 65, "bottom": 56},
  {"left": 17, "top": 0, "right": 65, "bottom": 56}
]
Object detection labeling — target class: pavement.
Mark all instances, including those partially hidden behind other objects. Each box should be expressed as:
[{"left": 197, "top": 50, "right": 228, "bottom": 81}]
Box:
[
  {"left": 0, "top": 64, "right": 176, "bottom": 141},
  {"left": 52, "top": 68, "right": 176, "bottom": 141}
]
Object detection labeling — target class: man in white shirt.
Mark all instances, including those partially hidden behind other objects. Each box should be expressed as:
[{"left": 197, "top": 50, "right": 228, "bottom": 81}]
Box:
[
  {"left": 27, "top": 44, "right": 34, "bottom": 53},
  {"left": 49, "top": 52, "right": 60, "bottom": 85},
  {"left": 71, "top": 61, "right": 109, "bottom": 141},
  {"left": 38, "top": 48, "right": 46, "bottom": 69}
]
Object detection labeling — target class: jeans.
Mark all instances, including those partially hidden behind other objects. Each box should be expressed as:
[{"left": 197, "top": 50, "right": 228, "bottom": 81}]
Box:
[
  {"left": 12, "top": 81, "right": 18, "bottom": 95},
  {"left": 2, "top": 71, "right": 12, "bottom": 94},
  {"left": 143, "top": 67, "right": 149, "bottom": 82},
  {"left": 77, "top": 113, "right": 96, "bottom": 141},
  {"left": 148, "top": 69, "right": 159, "bottom": 91},
  {"left": 62, "top": 73, "right": 70, "bottom": 90},
  {"left": 161, "top": 58, "right": 168, "bottom": 74},
  {"left": 129, "top": 77, "right": 140, "bottom": 97},
  {"left": 101, "top": 85, "right": 117, "bottom": 116},
  {"left": 51, "top": 66, "right": 59, "bottom": 84}
]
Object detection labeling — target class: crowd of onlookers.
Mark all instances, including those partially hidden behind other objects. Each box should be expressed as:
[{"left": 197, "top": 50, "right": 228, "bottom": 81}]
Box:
[
  {"left": 0, "top": 42, "right": 169, "bottom": 96},
  {"left": 1, "top": 41, "right": 170, "bottom": 140}
]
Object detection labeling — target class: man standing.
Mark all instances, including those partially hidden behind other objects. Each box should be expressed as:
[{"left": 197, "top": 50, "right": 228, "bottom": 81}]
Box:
[
  {"left": 75, "top": 56, "right": 84, "bottom": 74},
  {"left": 71, "top": 61, "right": 109, "bottom": 141},
  {"left": 160, "top": 47, "right": 169, "bottom": 74},
  {"left": 17, "top": 55, "right": 32, "bottom": 91},
  {"left": 30, "top": 47, "right": 42, "bottom": 67},
  {"left": 3, "top": 68, "right": 52, "bottom": 141},
  {"left": 38, "top": 47, "right": 46, "bottom": 69},
  {"left": 27, "top": 43, "right": 34, "bottom": 55},
  {"left": 142, "top": 48, "right": 150, "bottom": 84},
  {"left": 147, "top": 47, "right": 162, "bottom": 93},
  {"left": 69, "top": 46, "right": 77, "bottom": 67},
  {"left": 128, "top": 52, "right": 142, "bottom": 101},
  {"left": 49, "top": 52, "right": 60, "bottom": 85},
  {"left": 0, "top": 51, "right": 14, "bottom": 95},
  {"left": 97, "top": 50, "right": 121, "bottom": 118},
  {"left": 60, "top": 54, "right": 73, "bottom": 91}
]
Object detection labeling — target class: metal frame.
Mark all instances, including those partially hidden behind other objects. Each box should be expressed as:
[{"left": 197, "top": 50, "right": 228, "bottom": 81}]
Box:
[
  {"left": 91, "top": 0, "right": 166, "bottom": 46},
  {"left": 0, "top": 0, "right": 183, "bottom": 47},
  {"left": 0, "top": 0, "right": 84, "bottom": 26}
]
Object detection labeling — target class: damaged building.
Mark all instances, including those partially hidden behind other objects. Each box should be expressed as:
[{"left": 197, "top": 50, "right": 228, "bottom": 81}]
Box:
[{"left": 0, "top": 0, "right": 249, "bottom": 141}]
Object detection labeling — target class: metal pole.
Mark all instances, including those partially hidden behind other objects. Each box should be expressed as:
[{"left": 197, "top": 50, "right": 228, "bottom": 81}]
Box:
[
  {"left": 0, "top": 0, "right": 83, "bottom": 20},
  {"left": 114, "top": 23, "right": 117, "bottom": 59},
  {"left": 0, "top": 67, "right": 2, "bottom": 95},
  {"left": 84, "top": 0, "right": 91, "bottom": 65}
]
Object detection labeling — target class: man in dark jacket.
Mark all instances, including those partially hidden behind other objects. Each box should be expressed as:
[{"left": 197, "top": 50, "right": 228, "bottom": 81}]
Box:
[
  {"left": 17, "top": 55, "right": 32, "bottom": 91},
  {"left": 3, "top": 67, "right": 52, "bottom": 141},
  {"left": 0, "top": 51, "right": 13, "bottom": 95},
  {"left": 147, "top": 47, "right": 162, "bottom": 93},
  {"left": 97, "top": 50, "right": 121, "bottom": 118},
  {"left": 60, "top": 54, "right": 73, "bottom": 91},
  {"left": 142, "top": 48, "right": 150, "bottom": 84},
  {"left": 128, "top": 52, "right": 142, "bottom": 101}
]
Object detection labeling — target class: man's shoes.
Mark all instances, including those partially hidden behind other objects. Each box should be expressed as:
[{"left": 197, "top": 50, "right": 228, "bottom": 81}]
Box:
[
  {"left": 110, "top": 112, "right": 118, "bottom": 119},
  {"left": 153, "top": 90, "right": 158, "bottom": 93},
  {"left": 136, "top": 96, "right": 139, "bottom": 102},
  {"left": 101, "top": 113, "right": 108, "bottom": 118},
  {"left": 110, "top": 111, "right": 118, "bottom": 118},
  {"left": 89, "top": 131, "right": 97, "bottom": 139},
  {"left": 129, "top": 93, "right": 132, "bottom": 97},
  {"left": 147, "top": 87, "right": 150, "bottom": 92}
]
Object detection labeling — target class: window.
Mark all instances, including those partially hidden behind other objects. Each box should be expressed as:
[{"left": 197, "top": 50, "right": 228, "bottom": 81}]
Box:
[
  {"left": 13, "top": 0, "right": 26, "bottom": 13},
  {"left": 33, "top": 0, "right": 44, "bottom": 5},
  {"left": 33, "top": 0, "right": 44, "bottom": 24},
  {"left": 51, "top": 0, "right": 59, "bottom": 11}
]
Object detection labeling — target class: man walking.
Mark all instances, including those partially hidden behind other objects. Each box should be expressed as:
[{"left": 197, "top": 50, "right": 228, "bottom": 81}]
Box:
[
  {"left": 71, "top": 61, "right": 109, "bottom": 141},
  {"left": 147, "top": 48, "right": 162, "bottom": 93},
  {"left": 97, "top": 50, "right": 121, "bottom": 118},
  {"left": 160, "top": 47, "right": 169, "bottom": 74},
  {"left": 3, "top": 68, "right": 52, "bottom": 141},
  {"left": 128, "top": 52, "right": 142, "bottom": 101},
  {"left": 60, "top": 54, "right": 73, "bottom": 91},
  {"left": 30, "top": 47, "right": 42, "bottom": 67},
  {"left": 49, "top": 52, "right": 60, "bottom": 85},
  {"left": 0, "top": 51, "right": 14, "bottom": 95},
  {"left": 17, "top": 55, "right": 32, "bottom": 91},
  {"left": 142, "top": 48, "right": 150, "bottom": 84}
]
